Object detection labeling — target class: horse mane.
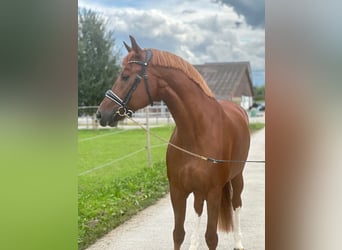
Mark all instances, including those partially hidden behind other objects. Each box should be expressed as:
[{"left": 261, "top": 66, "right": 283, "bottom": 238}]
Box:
[{"left": 149, "top": 49, "right": 215, "bottom": 98}]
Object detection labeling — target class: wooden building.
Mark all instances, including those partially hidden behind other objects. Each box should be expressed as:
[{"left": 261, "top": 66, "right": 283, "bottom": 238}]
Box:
[{"left": 194, "top": 61, "right": 255, "bottom": 109}]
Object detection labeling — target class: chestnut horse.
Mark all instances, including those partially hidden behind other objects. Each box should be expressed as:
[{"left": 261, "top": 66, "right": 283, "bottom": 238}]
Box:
[{"left": 96, "top": 36, "right": 250, "bottom": 250}]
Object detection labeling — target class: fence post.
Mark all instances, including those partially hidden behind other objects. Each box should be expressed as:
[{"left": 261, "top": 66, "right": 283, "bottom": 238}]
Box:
[
  {"left": 92, "top": 113, "right": 98, "bottom": 129},
  {"left": 145, "top": 106, "right": 152, "bottom": 167}
]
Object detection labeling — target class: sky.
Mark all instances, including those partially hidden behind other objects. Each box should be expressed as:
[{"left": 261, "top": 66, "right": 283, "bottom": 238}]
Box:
[{"left": 78, "top": 0, "right": 265, "bottom": 86}]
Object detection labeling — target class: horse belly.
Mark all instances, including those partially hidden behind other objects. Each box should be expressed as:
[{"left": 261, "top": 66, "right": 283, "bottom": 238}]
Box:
[{"left": 170, "top": 160, "right": 227, "bottom": 195}]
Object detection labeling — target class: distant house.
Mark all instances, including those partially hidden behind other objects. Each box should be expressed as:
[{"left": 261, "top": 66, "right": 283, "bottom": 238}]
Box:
[{"left": 194, "top": 62, "right": 255, "bottom": 110}]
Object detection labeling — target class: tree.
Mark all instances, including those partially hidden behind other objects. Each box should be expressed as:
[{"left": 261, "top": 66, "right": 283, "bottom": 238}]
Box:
[
  {"left": 253, "top": 85, "right": 265, "bottom": 101},
  {"left": 78, "top": 8, "right": 120, "bottom": 111}
]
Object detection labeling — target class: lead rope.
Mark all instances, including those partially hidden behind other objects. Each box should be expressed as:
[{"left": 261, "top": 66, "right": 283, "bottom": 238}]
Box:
[{"left": 124, "top": 114, "right": 265, "bottom": 165}]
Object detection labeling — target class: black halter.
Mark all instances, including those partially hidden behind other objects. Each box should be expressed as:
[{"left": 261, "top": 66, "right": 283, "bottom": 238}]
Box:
[{"left": 105, "top": 49, "right": 153, "bottom": 117}]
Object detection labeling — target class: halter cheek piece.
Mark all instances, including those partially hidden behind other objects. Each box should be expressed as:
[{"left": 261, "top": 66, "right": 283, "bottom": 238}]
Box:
[{"left": 105, "top": 49, "right": 153, "bottom": 117}]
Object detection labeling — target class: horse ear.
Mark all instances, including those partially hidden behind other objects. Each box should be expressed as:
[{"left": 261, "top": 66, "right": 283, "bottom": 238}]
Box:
[
  {"left": 129, "top": 35, "right": 142, "bottom": 53},
  {"left": 123, "top": 41, "right": 132, "bottom": 52}
]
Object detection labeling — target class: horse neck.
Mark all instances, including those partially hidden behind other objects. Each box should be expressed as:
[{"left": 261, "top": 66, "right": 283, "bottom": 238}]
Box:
[{"left": 157, "top": 68, "right": 219, "bottom": 142}]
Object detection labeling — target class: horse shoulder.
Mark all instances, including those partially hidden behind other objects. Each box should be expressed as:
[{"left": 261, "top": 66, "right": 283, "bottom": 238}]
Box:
[
  {"left": 218, "top": 100, "right": 249, "bottom": 127},
  {"left": 218, "top": 100, "right": 250, "bottom": 151}
]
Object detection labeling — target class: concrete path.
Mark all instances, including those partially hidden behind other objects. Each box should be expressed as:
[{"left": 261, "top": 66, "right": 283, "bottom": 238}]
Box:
[{"left": 87, "top": 127, "right": 265, "bottom": 250}]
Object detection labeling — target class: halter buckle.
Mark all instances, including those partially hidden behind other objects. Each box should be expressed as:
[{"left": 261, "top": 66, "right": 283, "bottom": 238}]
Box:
[{"left": 116, "top": 107, "right": 133, "bottom": 117}]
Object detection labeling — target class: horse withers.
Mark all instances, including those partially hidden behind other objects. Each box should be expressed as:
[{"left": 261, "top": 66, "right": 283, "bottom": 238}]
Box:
[{"left": 96, "top": 36, "right": 250, "bottom": 250}]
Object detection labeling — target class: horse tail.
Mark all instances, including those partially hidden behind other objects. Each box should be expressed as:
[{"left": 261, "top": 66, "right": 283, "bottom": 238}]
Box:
[{"left": 218, "top": 182, "right": 233, "bottom": 232}]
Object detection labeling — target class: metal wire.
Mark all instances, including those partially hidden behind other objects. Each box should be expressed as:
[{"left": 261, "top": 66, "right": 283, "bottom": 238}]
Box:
[{"left": 125, "top": 115, "right": 265, "bottom": 165}]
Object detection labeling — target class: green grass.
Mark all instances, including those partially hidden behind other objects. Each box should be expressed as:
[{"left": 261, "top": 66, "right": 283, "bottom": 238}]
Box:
[
  {"left": 78, "top": 126, "right": 173, "bottom": 249},
  {"left": 78, "top": 122, "right": 264, "bottom": 249},
  {"left": 249, "top": 122, "right": 265, "bottom": 131},
  {"left": 78, "top": 127, "right": 174, "bottom": 177},
  {"left": 78, "top": 161, "right": 169, "bottom": 249}
]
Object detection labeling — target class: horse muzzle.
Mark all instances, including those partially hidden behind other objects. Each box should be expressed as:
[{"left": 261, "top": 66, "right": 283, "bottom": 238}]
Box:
[{"left": 96, "top": 109, "right": 120, "bottom": 127}]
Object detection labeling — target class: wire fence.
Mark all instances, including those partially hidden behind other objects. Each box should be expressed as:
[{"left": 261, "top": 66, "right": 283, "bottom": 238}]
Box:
[
  {"left": 78, "top": 142, "right": 168, "bottom": 177},
  {"left": 77, "top": 103, "right": 265, "bottom": 176}
]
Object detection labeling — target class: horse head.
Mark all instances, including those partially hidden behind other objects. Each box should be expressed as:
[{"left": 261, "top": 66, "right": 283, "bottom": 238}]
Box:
[{"left": 96, "top": 36, "right": 158, "bottom": 127}]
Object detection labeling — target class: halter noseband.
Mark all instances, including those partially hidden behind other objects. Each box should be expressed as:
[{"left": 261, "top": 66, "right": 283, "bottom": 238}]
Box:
[{"left": 105, "top": 49, "right": 153, "bottom": 117}]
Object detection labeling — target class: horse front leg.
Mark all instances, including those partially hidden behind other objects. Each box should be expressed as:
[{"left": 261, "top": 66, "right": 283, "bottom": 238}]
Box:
[
  {"left": 170, "top": 185, "right": 188, "bottom": 250},
  {"left": 205, "top": 189, "right": 221, "bottom": 250}
]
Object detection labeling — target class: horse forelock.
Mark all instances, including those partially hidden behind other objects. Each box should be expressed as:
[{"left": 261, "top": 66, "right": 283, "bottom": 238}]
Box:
[{"left": 148, "top": 49, "right": 215, "bottom": 98}]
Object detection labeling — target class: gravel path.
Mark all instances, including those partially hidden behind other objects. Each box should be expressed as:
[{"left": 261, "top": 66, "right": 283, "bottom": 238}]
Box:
[{"left": 87, "top": 127, "right": 265, "bottom": 250}]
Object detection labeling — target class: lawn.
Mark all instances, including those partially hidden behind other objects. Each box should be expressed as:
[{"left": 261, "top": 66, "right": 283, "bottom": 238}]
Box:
[
  {"left": 78, "top": 123, "right": 264, "bottom": 249},
  {"left": 78, "top": 126, "right": 173, "bottom": 249}
]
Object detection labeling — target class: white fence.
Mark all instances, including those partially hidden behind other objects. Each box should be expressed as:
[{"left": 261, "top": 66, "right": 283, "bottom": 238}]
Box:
[
  {"left": 78, "top": 102, "right": 175, "bottom": 129},
  {"left": 78, "top": 102, "right": 263, "bottom": 129}
]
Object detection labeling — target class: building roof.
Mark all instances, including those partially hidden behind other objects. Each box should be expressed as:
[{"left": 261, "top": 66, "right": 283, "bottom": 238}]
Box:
[{"left": 194, "top": 61, "right": 254, "bottom": 100}]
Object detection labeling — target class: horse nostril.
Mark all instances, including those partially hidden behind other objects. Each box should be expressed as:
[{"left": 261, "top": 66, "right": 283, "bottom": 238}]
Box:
[{"left": 95, "top": 110, "right": 101, "bottom": 119}]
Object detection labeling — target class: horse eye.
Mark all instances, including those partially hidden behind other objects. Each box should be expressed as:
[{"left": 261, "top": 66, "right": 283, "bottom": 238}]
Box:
[{"left": 121, "top": 74, "right": 129, "bottom": 81}]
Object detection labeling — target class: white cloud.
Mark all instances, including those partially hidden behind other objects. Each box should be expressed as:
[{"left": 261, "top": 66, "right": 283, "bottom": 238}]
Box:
[{"left": 79, "top": 0, "right": 265, "bottom": 84}]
